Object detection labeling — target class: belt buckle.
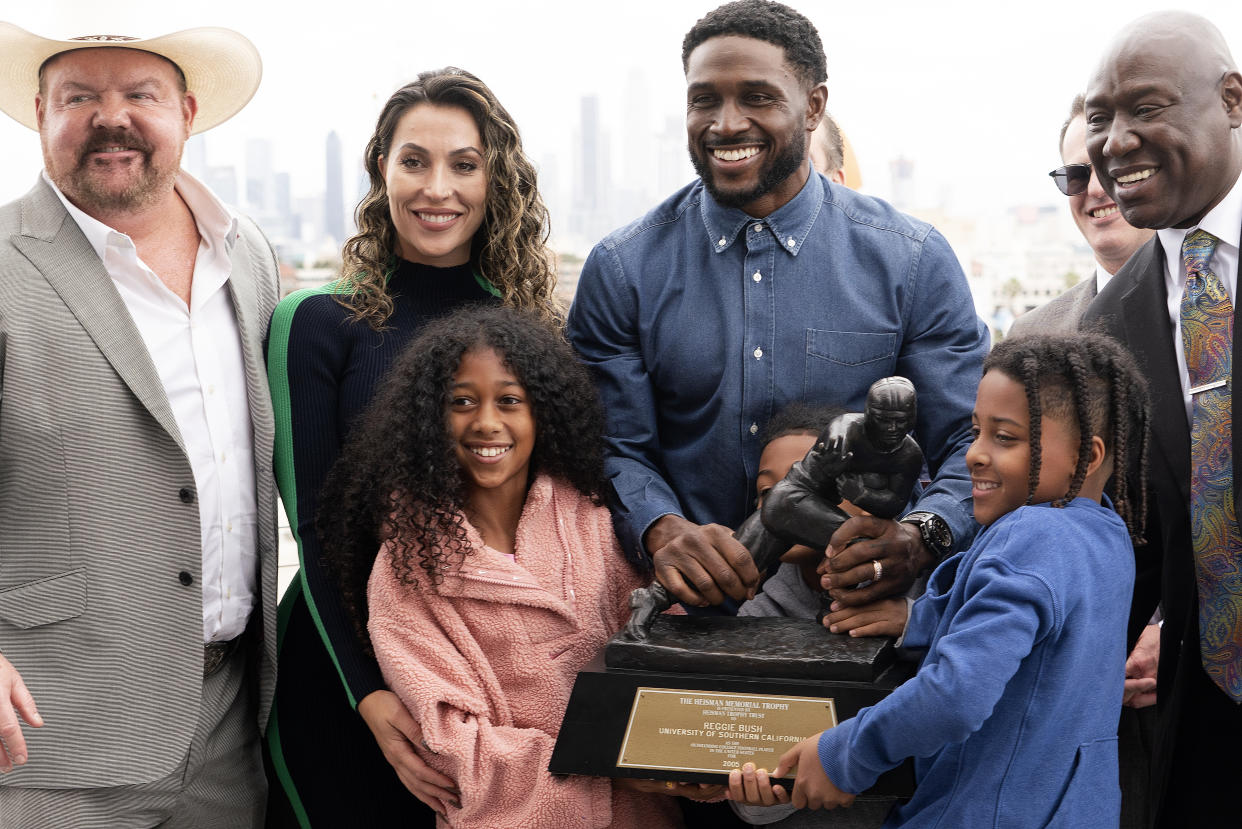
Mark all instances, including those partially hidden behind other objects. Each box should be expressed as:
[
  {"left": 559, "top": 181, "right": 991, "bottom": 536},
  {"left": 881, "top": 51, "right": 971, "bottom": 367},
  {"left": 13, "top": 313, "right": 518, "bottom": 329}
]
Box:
[{"left": 203, "top": 639, "right": 235, "bottom": 677}]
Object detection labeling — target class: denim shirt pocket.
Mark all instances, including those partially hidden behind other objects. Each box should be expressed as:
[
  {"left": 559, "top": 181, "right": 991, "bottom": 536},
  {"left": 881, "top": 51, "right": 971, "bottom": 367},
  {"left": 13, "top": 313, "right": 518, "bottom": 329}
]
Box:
[{"left": 803, "top": 330, "right": 897, "bottom": 397}]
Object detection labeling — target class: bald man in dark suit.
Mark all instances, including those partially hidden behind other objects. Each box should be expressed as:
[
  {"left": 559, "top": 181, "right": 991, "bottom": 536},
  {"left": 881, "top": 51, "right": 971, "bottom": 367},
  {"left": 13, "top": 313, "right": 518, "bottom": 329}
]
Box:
[{"left": 1082, "top": 12, "right": 1242, "bottom": 827}]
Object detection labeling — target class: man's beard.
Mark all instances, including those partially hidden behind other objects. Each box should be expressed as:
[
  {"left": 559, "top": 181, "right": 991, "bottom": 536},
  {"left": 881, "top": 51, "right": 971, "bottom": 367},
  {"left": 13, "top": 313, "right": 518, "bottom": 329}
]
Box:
[
  {"left": 689, "top": 129, "right": 806, "bottom": 210},
  {"left": 51, "top": 128, "right": 180, "bottom": 213}
]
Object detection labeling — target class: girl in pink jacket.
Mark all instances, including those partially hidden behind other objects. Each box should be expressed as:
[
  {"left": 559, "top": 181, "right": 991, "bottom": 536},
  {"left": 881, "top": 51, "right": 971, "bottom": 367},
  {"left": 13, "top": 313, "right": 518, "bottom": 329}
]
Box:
[{"left": 319, "top": 306, "right": 707, "bottom": 828}]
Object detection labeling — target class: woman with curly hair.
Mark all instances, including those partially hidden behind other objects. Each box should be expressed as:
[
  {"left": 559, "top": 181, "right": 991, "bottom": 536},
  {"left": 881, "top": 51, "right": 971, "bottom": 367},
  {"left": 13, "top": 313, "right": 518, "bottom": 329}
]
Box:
[
  {"left": 326, "top": 306, "right": 703, "bottom": 828},
  {"left": 265, "top": 69, "right": 559, "bottom": 827}
]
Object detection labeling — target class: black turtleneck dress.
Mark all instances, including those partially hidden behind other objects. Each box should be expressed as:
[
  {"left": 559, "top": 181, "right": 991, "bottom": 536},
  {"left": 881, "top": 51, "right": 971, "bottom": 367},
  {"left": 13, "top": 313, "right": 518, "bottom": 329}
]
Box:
[{"left": 264, "top": 259, "right": 497, "bottom": 827}]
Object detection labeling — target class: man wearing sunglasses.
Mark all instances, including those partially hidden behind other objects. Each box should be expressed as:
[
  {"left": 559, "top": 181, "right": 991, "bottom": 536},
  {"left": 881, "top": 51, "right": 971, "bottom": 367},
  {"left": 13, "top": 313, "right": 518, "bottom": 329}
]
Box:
[
  {"left": 1081, "top": 12, "right": 1242, "bottom": 828},
  {"left": 1010, "top": 94, "right": 1152, "bottom": 338},
  {"left": 1016, "top": 95, "right": 1158, "bottom": 829}
]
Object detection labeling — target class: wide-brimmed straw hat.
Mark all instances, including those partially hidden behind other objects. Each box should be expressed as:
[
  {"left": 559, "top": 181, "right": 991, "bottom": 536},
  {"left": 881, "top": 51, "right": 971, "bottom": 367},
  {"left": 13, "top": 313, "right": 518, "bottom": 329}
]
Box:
[{"left": 0, "top": 22, "right": 261, "bottom": 135}]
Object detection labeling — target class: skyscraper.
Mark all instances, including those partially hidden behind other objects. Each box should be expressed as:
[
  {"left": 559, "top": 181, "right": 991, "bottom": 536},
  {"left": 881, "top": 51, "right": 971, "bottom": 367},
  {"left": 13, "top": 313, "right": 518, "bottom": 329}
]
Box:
[
  {"left": 889, "top": 156, "right": 916, "bottom": 211},
  {"left": 204, "top": 165, "right": 238, "bottom": 207},
  {"left": 570, "top": 95, "right": 614, "bottom": 248},
  {"left": 325, "top": 131, "right": 345, "bottom": 245},
  {"left": 245, "top": 137, "right": 274, "bottom": 214},
  {"left": 576, "top": 96, "right": 601, "bottom": 214},
  {"left": 621, "top": 69, "right": 653, "bottom": 191}
]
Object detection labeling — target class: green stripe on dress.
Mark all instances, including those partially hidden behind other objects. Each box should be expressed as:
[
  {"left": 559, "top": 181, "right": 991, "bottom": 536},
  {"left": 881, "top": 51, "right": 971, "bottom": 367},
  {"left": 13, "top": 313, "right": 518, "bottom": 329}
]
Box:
[{"left": 265, "top": 281, "right": 350, "bottom": 829}]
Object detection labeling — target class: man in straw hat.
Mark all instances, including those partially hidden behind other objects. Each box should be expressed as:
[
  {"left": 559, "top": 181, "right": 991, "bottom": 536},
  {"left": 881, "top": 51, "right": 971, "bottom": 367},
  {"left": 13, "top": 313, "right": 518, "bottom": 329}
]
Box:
[{"left": 0, "top": 22, "right": 278, "bottom": 827}]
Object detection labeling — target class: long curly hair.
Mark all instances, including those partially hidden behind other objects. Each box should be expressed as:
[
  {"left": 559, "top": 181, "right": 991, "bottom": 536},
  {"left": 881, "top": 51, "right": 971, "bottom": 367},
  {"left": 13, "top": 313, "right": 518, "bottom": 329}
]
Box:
[
  {"left": 984, "top": 332, "right": 1151, "bottom": 543},
  {"left": 337, "top": 68, "right": 559, "bottom": 329},
  {"left": 318, "top": 306, "right": 607, "bottom": 647}
]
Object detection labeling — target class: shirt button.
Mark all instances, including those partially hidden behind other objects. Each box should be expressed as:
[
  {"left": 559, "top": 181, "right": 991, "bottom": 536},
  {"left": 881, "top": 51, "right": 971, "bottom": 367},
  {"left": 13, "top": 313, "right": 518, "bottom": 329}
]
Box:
[
  {"left": 752, "top": 223, "right": 763, "bottom": 232},
  {"left": 749, "top": 423, "right": 759, "bottom": 435},
  {"left": 178, "top": 487, "right": 195, "bottom": 504},
  {"left": 220, "top": 452, "right": 227, "bottom": 463},
  {"left": 227, "top": 522, "right": 233, "bottom": 533},
  {"left": 179, "top": 571, "right": 194, "bottom": 586},
  {"left": 786, "top": 237, "right": 797, "bottom": 248},
  {"left": 753, "top": 347, "right": 763, "bottom": 360},
  {"left": 752, "top": 271, "right": 762, "bottom": 282},
  {"left": 208, "top": 384, "right": 216, "bottom": 395},
  {"left": 717, "top": 236, "right": 727, "bottom": 247}
]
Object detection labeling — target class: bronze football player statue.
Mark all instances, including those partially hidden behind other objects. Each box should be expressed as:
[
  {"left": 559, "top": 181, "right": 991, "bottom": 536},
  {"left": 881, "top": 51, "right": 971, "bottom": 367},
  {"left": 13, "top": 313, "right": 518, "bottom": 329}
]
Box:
[{"left": 624, "top": 377, "right": 923, "bottom": 641}]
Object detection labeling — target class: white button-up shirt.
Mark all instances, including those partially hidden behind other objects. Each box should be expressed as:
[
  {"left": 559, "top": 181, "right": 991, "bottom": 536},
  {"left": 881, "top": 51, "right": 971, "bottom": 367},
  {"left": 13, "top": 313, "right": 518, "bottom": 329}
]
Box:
[
  {"left": 1093, "top": 265, "right": 1115, "bottom": 297},
  {"left": 47, "top": 170, "right": 258, "bottom": 644}
]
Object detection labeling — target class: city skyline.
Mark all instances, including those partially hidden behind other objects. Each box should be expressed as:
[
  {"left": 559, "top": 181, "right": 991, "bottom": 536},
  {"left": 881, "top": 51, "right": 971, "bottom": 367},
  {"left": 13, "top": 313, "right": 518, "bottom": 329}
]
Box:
[
  {"left": 2, "top": 1, "right": 1240, "bottom": 318},
  {"left": 4, "top": 1, "right": 1241, "bottom": 211}
]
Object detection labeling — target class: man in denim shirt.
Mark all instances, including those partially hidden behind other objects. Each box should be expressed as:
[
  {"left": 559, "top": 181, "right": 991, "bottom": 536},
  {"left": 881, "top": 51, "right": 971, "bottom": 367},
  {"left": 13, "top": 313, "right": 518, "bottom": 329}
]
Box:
[{"left": 568, "top": 0, "right": 987, "bottom": 620}]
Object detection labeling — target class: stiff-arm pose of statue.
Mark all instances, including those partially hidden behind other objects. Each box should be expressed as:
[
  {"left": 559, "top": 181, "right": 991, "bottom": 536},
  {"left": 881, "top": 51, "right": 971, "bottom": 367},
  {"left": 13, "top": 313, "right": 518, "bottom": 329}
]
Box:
[{"left": 625, "top": 377, "right": 923, "bottom": 639}]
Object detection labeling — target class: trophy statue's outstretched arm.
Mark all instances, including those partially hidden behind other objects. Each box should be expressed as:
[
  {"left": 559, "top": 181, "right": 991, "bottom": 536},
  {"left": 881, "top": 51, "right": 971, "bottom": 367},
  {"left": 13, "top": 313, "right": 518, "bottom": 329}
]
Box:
[
  {"left": 623, "top": 507, "right": 814, "bottom": 642},
  {"left": 751, "top": 417, "right": 856, "bottom": 554},
  {"left": 623, "top": 580, "right": 672, "bottom": 641},
  {"left": 733, "top": 509, "right": 795, "bottom": 580},
  {"left": 759, "top": 477, "right": 852, "bottom": 553}
]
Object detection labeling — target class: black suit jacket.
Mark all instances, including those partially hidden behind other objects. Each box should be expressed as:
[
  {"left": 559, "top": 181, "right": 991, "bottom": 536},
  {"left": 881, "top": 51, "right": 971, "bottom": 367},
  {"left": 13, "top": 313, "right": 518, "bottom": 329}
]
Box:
[{"left": 1081, "top": 227, "right": 1242, "bottom": 823}]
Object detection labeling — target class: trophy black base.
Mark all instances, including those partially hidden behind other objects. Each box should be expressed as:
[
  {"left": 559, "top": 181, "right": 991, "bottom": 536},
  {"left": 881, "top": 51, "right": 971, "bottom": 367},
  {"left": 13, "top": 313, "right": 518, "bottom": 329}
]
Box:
[
  {"left": 606, "top": 615, "right": 898, "bottom": 681},
  {"left": 549, "top": 617, "right": 916, "bottom": 797}
]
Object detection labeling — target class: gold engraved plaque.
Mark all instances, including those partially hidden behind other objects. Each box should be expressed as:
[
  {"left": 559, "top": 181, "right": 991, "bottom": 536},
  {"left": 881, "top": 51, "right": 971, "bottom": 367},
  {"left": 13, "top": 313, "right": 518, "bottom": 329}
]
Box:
[{"left": 616, "top": 688, "right": 838, "bottom": 775}]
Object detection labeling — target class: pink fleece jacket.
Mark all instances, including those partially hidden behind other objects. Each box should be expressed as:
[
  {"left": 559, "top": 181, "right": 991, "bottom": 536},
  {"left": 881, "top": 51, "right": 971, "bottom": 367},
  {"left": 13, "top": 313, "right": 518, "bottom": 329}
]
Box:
[{"left": 368, "top": 475, "right": 685, "bottom": 829}]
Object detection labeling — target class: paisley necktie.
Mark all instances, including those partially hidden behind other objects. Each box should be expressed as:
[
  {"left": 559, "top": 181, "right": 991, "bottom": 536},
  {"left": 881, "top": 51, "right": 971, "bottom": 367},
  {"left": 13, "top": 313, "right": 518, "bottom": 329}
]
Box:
[{"left": 1180, "top": 228, "right": 1242, "bottom": 701}]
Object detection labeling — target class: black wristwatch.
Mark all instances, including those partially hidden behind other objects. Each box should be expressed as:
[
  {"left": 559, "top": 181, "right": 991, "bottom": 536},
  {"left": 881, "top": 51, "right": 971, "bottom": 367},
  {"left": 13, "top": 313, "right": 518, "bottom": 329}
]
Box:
[{"left": 901, "top": 511, "right": 953, "bottom": 561}]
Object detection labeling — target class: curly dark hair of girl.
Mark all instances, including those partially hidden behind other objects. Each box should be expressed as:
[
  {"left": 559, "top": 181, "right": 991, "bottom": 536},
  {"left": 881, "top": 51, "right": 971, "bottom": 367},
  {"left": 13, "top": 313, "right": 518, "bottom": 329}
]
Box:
[
  {"left": 316, "top": 305, "right": 608, "bottom": 648},
  {"left": 984, "top": 332, "right": 1152, "bottom": 543},
  {"left": 337, "top": 68, "right": 560, "bottom": 329}
]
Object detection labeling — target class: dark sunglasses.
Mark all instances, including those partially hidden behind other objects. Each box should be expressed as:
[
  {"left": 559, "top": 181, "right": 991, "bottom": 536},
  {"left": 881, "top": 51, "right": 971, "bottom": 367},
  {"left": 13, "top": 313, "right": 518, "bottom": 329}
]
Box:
[{"left": 1049, "top": 163, "right": 1092, "bottom": 196}]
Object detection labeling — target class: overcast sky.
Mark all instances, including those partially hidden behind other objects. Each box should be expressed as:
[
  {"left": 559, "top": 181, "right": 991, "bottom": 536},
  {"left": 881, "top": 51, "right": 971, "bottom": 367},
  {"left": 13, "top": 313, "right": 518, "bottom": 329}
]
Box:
[{"left": 3, "top": 1, "right": 1241, "bottom": 218}]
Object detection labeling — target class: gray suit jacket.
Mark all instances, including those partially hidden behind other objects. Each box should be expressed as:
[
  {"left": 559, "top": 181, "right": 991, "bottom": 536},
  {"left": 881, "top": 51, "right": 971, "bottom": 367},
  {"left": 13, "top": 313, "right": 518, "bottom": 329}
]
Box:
[
  {"left": 1008, "top": 275, "right": 1097, "bottom": 338},
  {"left": 0, "top": 177, "right": 279, "bottom": 787}
]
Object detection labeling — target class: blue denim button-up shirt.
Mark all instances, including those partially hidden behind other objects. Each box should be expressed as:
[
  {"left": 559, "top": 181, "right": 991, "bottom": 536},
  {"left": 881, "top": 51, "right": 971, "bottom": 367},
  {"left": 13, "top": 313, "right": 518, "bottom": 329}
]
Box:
[{"left": 567, "top": 171, "right": 988, "bottom": 563}]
